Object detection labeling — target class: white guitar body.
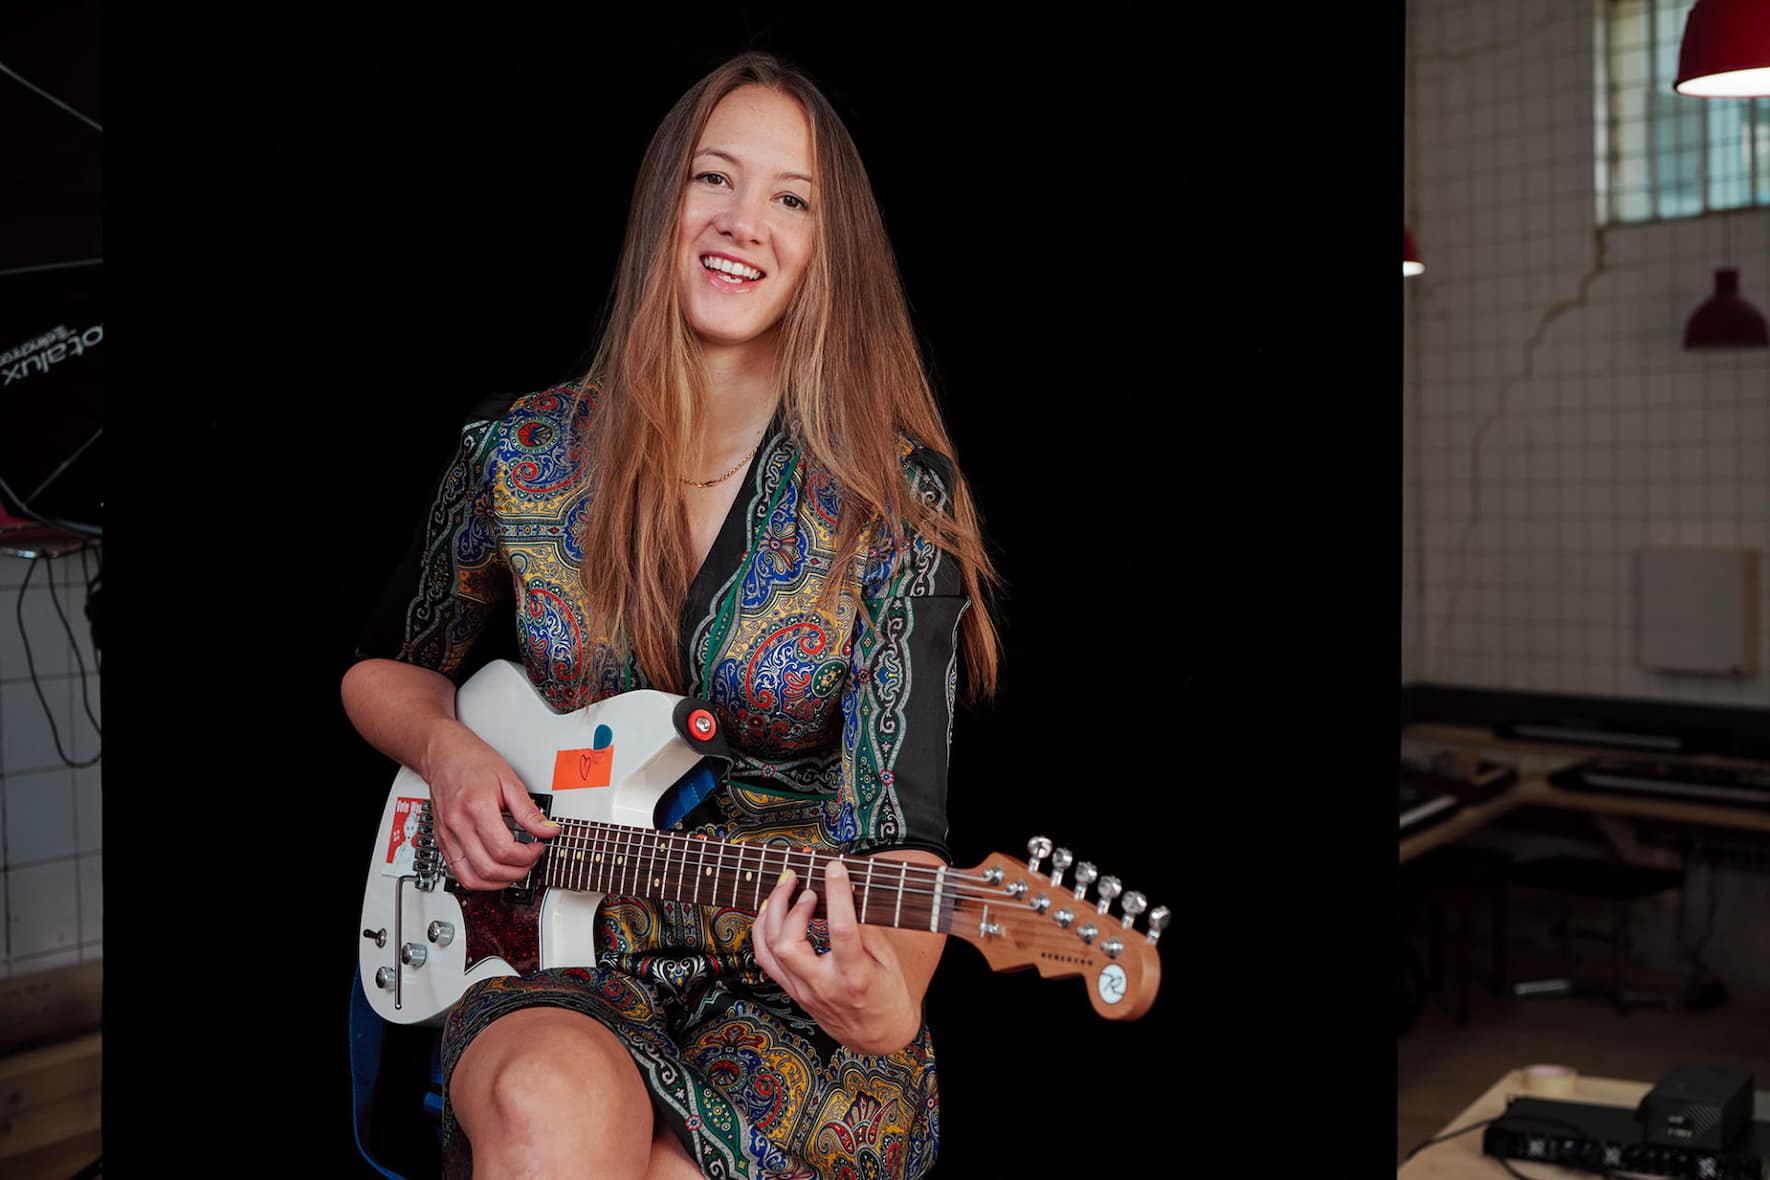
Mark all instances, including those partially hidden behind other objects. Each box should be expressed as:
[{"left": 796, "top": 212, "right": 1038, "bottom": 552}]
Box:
[{"left": 357, "top": 660, "right": 716, "bottom": 1026}]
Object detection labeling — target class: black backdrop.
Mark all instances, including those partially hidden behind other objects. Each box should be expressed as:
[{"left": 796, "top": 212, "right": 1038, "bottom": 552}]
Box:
[{"left": 101, "top": 5, "right": 1399, "bottom": 1173}]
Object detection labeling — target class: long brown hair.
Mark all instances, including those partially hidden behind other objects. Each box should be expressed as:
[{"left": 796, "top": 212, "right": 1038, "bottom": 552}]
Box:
[{"left": 573, "top": 51, "right": 999, "bottom": 701}]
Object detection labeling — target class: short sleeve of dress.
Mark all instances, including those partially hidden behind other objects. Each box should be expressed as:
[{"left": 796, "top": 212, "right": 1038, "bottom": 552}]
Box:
[
  {"left": 352, "top": 393, "right": 520, "bottom": 683},
  {"left": 838, "top": 445, "right": 970, "bottom": 865}
]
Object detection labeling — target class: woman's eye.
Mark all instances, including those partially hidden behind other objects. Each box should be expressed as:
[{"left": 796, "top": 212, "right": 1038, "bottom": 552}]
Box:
[
  {"left": 781, "top": 193, "right": 809, "bottom": 212},
  {"left": 694, "top": 171, "right": 727, "bottom": 187}
]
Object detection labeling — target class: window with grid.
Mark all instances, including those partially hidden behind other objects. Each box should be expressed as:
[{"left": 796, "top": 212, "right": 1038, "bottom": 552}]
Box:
[{"left": 1596, "top": 0, "right": 1770, "bottom": 223}]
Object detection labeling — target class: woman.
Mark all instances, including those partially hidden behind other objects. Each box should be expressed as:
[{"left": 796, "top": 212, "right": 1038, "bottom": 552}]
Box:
[{"left": 343, "top": 50, "right": 998, "bottom": 1179}]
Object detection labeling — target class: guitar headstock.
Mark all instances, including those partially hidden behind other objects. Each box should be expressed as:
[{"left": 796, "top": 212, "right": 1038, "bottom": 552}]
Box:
[{"left": 949, "top": 836, "right": 1166, "bottom": 1021}]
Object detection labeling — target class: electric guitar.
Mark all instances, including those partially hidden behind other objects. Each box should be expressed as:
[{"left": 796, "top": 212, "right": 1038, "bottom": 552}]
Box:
[{"left": 357, "top": 659, "right": 1167, "bottom": 1026}]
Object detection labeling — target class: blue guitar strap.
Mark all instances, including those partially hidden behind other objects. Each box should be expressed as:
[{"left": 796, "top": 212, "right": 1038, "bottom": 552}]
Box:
[{"left": 657, "top": 760, "right": 725, "bottom": 830}]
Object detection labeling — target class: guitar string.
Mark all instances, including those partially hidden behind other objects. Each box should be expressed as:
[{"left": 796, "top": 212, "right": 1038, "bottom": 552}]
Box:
[
  {"left": 528, "top": 825, "right": 1001, "bottom": 901},
  {"left": 536, "top": 820, "right": 1107, "bottom": 910},
  {"left": 461, "top": 819, "right": 1155, "bottom": 951},
  {"left": 504, "top": 810, "right": 1005, "bottom": 884},
  {"left": 519, "top": 831, "right": 1139, "bottom": 941},
  {"left": 439, "top": 844, "right": 1155, "bottom": 961},
  {"left": 512, "top": 813, "right": 1129, "bottom": 906},
  {"left": 453, "top": 854, "right": 1149, "bottom": 961},
  {"left": 438, "top": 811, "right": 1157, "bottom": 954}
]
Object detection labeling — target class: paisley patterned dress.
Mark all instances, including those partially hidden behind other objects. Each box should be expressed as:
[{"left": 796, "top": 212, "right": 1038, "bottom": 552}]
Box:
[{"left": 354, "top": 385, "right": 969, "bottom": 1179}]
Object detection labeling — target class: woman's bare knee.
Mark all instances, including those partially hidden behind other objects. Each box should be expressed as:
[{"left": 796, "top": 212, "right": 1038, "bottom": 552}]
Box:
[
  {"left": 648, "top": 1120, "right": 703, "bottom": 1180},
  {"left": 452, "top": 1007, "right": 653, "bottom": 1174}
]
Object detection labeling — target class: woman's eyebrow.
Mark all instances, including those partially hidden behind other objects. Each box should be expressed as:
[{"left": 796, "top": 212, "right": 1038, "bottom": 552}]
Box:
[{"left": 693, "top": 147, "right": 813, "bottom": 186}]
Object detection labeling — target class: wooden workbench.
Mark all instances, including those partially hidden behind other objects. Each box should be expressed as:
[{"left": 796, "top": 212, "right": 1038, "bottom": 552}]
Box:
[{"left": 1400, "top": 724, "right": 1770, "bottom": 864}]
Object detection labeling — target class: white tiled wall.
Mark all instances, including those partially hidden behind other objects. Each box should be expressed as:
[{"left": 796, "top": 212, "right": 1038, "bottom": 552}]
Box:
[
  {"left": 1404, "top": 0, "right": 1770, "bottom": 707},
  {"left": 0, "top": 548, "right": 102, "bottom": 978}
]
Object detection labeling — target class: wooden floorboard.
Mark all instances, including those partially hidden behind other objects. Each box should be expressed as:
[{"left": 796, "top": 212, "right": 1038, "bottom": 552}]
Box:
[{"left": 1397, "top": 947, "right": 1770, "bottom": 1168}]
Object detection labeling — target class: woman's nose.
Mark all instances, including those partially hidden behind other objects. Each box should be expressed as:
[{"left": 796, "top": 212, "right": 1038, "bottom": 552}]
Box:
[{"left": 715, "top": 190, "right": 765, "bottom": 242}]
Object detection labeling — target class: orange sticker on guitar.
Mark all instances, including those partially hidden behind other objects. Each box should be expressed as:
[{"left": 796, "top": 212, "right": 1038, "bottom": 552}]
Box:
[{"left": 553, "top": 747, "right": 613, "bottom": 789}]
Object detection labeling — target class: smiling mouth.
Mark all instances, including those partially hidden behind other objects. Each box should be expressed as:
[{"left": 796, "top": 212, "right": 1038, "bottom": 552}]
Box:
[{"left": 701, "top": 255, "right": 766, "bottom": 284}]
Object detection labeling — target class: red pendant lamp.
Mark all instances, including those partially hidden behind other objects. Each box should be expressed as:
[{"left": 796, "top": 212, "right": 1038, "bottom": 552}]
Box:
[
  {"left": 1403, "top": 225, "right": 1423, "bottom": 277},
  {"left": 1685, "top": 268, "right": 1769, "bottom": 348},
  {"left": 1675, "top": 0, "right": 1770, "bottom": 97}
]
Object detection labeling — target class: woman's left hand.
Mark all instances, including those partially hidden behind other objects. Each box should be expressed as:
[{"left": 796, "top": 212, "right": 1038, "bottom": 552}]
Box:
[{"left": 749, "top": 857, "right": 928, "bottom": 1055}]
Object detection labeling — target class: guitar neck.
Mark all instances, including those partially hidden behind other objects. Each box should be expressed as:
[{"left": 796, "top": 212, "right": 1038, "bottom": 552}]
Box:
[{"left": 539, "top": 819, "right": 957, "bottom": 934}]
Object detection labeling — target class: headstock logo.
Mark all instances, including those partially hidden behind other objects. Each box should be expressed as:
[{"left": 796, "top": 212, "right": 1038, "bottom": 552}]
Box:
[{"left": 1097, "top": 963, "right": 1127, "bottom": 1005}]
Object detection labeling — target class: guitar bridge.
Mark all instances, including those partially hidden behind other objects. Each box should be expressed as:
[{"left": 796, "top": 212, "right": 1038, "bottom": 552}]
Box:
[{"left": 414, "top": 800, "right": 443, "bottom": 891}]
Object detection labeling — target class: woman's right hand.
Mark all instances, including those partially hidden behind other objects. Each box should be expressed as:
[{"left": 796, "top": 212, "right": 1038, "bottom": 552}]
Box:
[{"left": 419, "top": 719, "right": 559, "bottom": 890}]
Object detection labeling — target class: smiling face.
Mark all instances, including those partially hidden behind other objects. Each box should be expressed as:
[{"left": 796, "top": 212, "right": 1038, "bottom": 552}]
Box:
[{"left": 676, "top": 85, "right": 817, "bottom": 362}]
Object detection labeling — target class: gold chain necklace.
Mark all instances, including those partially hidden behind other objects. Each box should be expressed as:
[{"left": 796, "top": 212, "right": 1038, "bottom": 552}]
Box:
[{"left": 682, "top": 445, "right": 758, "bottom": 488}]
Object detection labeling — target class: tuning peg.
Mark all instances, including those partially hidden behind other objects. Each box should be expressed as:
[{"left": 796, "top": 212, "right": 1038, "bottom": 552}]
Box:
[
  {"left": 1120, "top": 891, "right": 1148, "bottom": 931},
  {"left": 1077, "top": 922, "right": 1098, "bottom": 945},
  {"left": 1094, "top": 876, "right": 1122, "bottom": 914},
  {"left": 1050, "top": 847, "right": 1074, "bottom": 888},
  {"left": 1072, "top": 861, "right": 1098, "bottom": 901},
  {"left": 1145, "top": 904, "right": 1170, "bottom": 947},
  {"left": 1026, "top": 836, "right": 1053, "bottom": 874}
]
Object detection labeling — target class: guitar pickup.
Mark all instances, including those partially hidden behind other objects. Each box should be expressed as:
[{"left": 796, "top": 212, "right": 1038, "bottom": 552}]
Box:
[{"left": 440, "top": 793, "right": 553, "bottom": 903}]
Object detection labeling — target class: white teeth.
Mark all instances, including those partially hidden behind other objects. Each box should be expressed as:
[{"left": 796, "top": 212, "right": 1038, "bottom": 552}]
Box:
[{"left": 701, "top": 256, "right": 764, "bottom": 280}]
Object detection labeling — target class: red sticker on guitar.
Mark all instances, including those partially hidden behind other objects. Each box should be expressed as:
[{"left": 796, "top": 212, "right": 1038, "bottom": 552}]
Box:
[
  {"left": 553, "top": 746, "right": 613, "bottom": 789},
  {"left": 383, "top": 796, "right": 425, "bottom": 873}
]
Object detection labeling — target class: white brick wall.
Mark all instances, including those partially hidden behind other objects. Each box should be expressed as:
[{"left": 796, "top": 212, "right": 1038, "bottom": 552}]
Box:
[
  {"left": 1404, "top": 0, "right": 1770, "bottom": 707},
  {"left": 0, "top": 549, "right": 103, "bottom": 977}
]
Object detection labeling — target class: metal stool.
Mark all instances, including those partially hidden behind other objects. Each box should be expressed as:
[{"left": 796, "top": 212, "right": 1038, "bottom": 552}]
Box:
[{"left": 1508, "top": 855, "right": 1685, "bottom": 1011}]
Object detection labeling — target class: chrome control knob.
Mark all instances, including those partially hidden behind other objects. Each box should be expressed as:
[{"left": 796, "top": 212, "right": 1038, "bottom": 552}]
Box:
[
  {"left": 427, "top": 921, "right": 455, "bottom": 946},
  {"left": 1026, "top": 836, "right": 1053, "bottom": 874},
  {"left": 1120, "top": 891, "right": 1148, "bottom": 930},
  {"left": 1146, "top": 905, "right": 1171, "bottom": 947},
  {"left": 1094, "top": 876, "right": 1122, "bottom": 914},
  {"left": 375, "top": 966, "right": 395, "bottom": 990},
  {"left": 1072, "top": 862, "right": 1098, "bottom": 901},
  {"left": 1050, "top": 847, "right": 1074, "bottom": 888},
  {"left": 401, "top": 943, "right": 428, "bottom": 968}
]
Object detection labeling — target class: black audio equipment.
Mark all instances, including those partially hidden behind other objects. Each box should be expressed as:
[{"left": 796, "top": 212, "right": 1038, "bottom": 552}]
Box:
[
  {"left": 1483, "top": 1094, "right": 1770, "bottom": 1179},
  {"left": 1637, "top": 1066, "right": 1756, "bottom": 1152}
]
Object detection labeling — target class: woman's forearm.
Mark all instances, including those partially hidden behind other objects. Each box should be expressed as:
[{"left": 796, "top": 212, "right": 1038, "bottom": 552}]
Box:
[{"left": 340, "top": 656, "right": 472, "bottom": 779}]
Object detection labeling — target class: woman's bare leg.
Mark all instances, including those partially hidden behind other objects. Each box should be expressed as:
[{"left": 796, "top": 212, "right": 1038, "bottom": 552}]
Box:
[
  {"left": 450, "top": 1006, "right": 654, "bottom": 1178},
  {"left": 648, "top": 1120, "right": 704, "bottom": 1180}
]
